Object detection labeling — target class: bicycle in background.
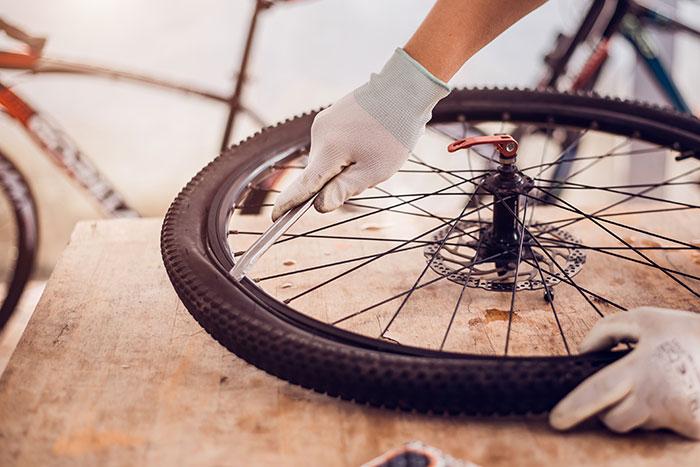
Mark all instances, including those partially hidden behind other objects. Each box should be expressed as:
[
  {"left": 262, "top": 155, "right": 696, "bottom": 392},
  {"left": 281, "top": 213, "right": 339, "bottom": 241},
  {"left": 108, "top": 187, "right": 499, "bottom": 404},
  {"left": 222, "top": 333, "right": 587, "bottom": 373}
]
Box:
[
  {"left": 0, "top": 1, "right": 286, "bottom": 331},
  {"left": 539, "top": 0, "right": 699, "bottom": 112},
  {"left": 529, "top": 0, "right": 700, "bottom": 186}
]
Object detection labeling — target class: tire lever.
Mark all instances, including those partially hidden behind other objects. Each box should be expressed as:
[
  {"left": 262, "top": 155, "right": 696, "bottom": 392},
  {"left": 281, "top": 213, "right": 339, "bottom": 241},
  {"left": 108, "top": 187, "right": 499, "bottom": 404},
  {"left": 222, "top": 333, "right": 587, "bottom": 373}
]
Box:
[{"left": 230, "top": 194, "right": 317, "bottom": 280}]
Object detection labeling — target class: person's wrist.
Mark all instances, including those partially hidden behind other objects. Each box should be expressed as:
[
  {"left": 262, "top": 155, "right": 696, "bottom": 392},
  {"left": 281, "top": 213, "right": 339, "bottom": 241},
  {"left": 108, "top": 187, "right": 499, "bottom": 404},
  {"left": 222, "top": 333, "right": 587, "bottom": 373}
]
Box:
[
  {"left": 396, "top": 48, "right": 450, "bottom": 90},
  {"left": 353, "top": 48, "right": 451, "bottom": 149}
]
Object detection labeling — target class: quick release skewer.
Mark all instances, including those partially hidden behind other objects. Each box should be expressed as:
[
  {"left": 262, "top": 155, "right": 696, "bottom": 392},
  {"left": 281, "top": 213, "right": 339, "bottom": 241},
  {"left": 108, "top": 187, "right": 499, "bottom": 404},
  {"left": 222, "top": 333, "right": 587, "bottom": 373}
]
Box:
[{"left": 448, "top": 134, "right": 519, "bottom": 164}]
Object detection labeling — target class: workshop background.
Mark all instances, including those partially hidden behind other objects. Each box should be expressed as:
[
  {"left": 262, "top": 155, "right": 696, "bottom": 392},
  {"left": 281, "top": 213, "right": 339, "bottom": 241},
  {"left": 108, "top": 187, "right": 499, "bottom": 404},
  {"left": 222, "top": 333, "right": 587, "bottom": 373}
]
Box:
[{"left": 0, "top": 0, "right": 698, "bottom": 369}]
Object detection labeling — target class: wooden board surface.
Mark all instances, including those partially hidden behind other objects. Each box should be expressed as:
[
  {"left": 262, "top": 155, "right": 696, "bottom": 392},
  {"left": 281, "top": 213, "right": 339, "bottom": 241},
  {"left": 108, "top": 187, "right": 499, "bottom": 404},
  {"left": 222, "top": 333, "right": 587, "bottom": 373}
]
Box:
[{"left": 1, "top": 218, "right": 699, "bottom": 467}]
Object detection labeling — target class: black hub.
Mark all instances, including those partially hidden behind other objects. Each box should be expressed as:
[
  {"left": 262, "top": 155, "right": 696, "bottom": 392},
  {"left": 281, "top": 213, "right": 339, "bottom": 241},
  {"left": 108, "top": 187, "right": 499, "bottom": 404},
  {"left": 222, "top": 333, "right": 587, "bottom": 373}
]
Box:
[{"left": 478, "top": 162, "right": 535, "bottom": 272}]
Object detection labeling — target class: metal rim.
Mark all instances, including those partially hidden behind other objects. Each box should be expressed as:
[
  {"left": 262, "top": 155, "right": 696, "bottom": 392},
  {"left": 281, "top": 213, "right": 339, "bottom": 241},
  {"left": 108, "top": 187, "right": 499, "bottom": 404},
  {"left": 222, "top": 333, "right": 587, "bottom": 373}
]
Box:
[{"left": 206, "top": 90, "right": 700, "bottom": 360}]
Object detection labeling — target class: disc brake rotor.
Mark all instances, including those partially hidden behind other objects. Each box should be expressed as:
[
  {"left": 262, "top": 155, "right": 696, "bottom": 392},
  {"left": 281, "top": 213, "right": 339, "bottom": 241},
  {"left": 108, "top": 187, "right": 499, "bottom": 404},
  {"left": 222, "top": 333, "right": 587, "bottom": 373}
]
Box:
[{"left": 424, "top": 221, "right": 586, "bottom": 292}]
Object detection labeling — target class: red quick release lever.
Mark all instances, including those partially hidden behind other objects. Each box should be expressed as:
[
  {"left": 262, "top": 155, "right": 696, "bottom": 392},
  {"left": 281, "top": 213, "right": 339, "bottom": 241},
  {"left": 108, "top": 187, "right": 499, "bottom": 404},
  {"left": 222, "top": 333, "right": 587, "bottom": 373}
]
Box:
[{"left": 447, "top": 134, "right": 519, "bottom": 159}]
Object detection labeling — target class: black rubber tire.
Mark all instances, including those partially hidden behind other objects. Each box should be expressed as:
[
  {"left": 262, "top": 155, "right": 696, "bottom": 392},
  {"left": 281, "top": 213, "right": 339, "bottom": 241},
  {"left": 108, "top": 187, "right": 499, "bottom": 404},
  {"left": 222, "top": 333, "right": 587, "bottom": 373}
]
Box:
[
  {"left": 161, "top": 88, "right": 700, "bottom": 415},
  {"left": 0, "top": 150, "right": 38, "bottom": 331}
]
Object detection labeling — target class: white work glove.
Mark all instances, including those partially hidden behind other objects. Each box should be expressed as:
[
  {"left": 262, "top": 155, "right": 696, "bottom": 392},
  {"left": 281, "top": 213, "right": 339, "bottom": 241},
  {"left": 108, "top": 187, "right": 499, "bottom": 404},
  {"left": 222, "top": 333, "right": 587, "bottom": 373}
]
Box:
[
  {"left": 550, "top": 307, "right": 700, "bottom": 439},
  {"left": 272, "top": 48, "right": 450, "bottom": 221}
]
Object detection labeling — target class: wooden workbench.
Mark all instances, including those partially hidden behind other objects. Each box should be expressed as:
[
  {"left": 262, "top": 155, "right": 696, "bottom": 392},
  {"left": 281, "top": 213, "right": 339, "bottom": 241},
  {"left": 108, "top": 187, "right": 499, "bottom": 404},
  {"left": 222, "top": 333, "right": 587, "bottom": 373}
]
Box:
[{"left": 0, "top": 219, "right": 698, "bottom": 466}]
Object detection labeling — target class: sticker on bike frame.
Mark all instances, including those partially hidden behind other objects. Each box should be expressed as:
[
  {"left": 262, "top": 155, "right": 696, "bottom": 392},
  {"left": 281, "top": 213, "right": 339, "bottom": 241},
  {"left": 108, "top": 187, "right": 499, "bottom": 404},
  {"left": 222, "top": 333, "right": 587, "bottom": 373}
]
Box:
[{"left": 0, "top": 84, "right": 137, "bottom": 217}]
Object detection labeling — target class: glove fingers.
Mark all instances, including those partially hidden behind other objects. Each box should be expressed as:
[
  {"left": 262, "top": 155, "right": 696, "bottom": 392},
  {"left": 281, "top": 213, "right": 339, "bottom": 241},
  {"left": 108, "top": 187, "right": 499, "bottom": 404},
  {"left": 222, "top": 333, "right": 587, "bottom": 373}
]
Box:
[
  {"left": 271, "top": 175, "right": 313, "bottom": 221},
  {"left": 549, "top": 359, "right": 634, "bottom": 431},
  {"left": 599, "top": 393, "right": 648, "bottom": 433},
  {"left": 579, "top": 312, "right": 642, "bottom": 353},
  {"left": 271, "top": 153, "right": 345, "bottom": 221},
  {"left": 314, "top": 165, "right": 369, "bottom": 213}
]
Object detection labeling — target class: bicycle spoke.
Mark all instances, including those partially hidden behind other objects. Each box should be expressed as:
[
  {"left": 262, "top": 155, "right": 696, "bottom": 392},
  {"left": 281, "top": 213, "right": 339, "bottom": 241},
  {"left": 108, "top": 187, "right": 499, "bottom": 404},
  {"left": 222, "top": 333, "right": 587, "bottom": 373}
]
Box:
[
  {"left": 348, "top": 192, "right": 482, "bottom": 204},
  {"left": 254, "top": 226, "right": 483, "bottom": 282},
  {"left": 437, "top": 138, "right": 492, "bottom": 351},
  {"left": 406, "top": 157, "right": 472, "bottom": 185},
  {"left": 504, "top": 197, "right": 529, "bottom": 356},
  {"left": 534, "top": 205, "right": 697, "bottom": 228},
  {"left": 535, "top": 180, "right": 699, "bottom": 191},
  {"left": 530, "top": 252, "right": 570, "bottom": 355},
  {"left": 528, "top": 123, "right": 553, "bottom": 224},
  {"left": 380, "top": 182, "right": 486, "bottom": 337},
  {"left": 230, "top": 230, "right": 472, "bottom": 249},
  {"left": 397, "top": 168, "right": 492, "bottom": 174},
  {"left": 537, "top": 186, "right": 700, "bottom": 299},
  {"left": 533, "top": 232, "right": 697, "bottom": 252},
  {"left": 331, "top": 249, "right": 511, "bottom": 326},
  {"left": 534, "top": 169, "right": 700, "bottom": 210},
  {"left": 518, "top": 257, "right": 626, "bottom": 310},
  {"left": 529, "top": 128, "right": 588, "bottom": 178},
  {"left": 558, "top": 138, "right": 630, "bottom": 183},
  {"left": 344, "top": 200, "right": 460, "bottom": 223},
  {"left": 532, "top": 244, "right": 700, "bottom": 282},
  {"left": 348, "top": 191, "right": 478, "bottom": 201},
  {"left": 494, "top": 193, "right": 613, "bottom": 318},
  {"left": 276, "top": 173, "right": 487, "bottom": 245},
  {"left": 439, "top": 233, "right": 484, "bottom": 351},
  {"left": 567, "top": 165, "right": 700, "bottom": 224},
  {"left": 522, "top": 192, "right": 699, "bottom": 250},
  {"left": 521, "top": 144, "right": 663, "bottom": 175},
  {"left": 534, "top": 238, "right": 698, "bottom": 253},
  {"left": 283, "top": 196, "right": 495, "bottom": 305},
  {"left": 371, "top": 185, "right": 468, "bottom": 228}
]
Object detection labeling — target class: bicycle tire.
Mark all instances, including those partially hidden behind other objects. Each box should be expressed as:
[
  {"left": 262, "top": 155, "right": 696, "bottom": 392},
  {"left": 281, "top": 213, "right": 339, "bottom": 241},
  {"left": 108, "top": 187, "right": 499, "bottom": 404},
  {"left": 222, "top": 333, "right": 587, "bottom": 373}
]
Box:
[
  {"left": 161, "top": 87, "right": 700, "bottom": 415},
  {"left": 0, "top": 150, "right": 38, "bottom": 332}
]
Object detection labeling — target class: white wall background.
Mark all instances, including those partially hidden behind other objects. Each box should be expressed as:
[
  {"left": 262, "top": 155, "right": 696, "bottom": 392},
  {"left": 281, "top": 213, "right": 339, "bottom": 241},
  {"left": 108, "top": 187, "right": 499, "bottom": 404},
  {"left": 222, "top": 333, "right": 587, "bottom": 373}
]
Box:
[{"left": 0, "top": 0, "right": 697, "bottom": 272}]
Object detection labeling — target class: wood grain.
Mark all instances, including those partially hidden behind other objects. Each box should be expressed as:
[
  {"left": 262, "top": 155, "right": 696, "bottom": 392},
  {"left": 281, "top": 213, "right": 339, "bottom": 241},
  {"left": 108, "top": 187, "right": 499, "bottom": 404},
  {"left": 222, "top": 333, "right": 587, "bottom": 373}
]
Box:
[{"left": 0, "top": 218, "right": 698, "bottom": 467}]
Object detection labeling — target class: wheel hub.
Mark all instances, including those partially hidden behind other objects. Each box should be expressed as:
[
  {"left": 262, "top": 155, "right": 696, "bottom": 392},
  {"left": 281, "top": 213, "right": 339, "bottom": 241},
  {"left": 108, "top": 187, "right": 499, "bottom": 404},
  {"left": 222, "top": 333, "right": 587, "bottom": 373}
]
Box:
[{"left": 425, "top": 134, "right": 587, "bottom": 292}]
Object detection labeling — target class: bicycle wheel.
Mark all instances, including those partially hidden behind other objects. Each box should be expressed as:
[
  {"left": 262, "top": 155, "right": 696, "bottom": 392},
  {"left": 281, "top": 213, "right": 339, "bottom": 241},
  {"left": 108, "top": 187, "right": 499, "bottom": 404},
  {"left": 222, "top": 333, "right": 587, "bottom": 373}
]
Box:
[
  {"left": 0, "top": 150, "right": 38, "bottom": 332},
  {"left": 161, "top": 88, "right": 700, "bottom": 415}
]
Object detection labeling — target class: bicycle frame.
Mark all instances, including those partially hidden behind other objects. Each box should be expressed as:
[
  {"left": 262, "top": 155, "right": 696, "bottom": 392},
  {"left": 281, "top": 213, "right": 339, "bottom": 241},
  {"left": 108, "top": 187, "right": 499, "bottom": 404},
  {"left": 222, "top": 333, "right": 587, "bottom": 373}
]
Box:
[
  {"left": 0, "top": 78, "right": 140, "bottom": 216},
  {"left": 0, "top": 51, "right": 232, "bottom": 215},
  {"left": 535, "top": 0, "right": 700, "bottom": 186},
  {"left": 540, "top": 0, "right": 700, "bottom": 113},
  {"left": 0, "top": 49, "right": 261, "bottom": 216},
  {"left": 0, "top": 51, "right": 263, "bottom": 217},
  {"left": 620, "top": 1, "right": 699, "bottom": 113},
  {"left": 0, "top": 0, "right": 277, "bottom": 217}
]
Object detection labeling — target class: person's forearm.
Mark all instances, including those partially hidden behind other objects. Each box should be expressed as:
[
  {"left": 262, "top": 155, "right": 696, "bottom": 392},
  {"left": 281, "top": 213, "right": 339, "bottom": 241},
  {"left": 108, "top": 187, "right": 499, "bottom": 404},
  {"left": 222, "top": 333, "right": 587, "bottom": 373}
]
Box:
[{"left": 404, "top": 0, "right": 546, "bottom": 82}]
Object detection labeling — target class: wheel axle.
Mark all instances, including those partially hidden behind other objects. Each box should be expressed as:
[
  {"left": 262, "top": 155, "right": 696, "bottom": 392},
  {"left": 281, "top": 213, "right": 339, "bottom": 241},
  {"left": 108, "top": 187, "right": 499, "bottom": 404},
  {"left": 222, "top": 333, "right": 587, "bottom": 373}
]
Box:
[{"left": 448, "top": 134, "right": 534, "bottom": 266}]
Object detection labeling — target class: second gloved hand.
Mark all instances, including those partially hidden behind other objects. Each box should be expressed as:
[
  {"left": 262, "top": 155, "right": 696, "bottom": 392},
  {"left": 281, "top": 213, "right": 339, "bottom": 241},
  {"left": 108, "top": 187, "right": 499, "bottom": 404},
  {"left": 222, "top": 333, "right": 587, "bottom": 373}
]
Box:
[
  {"left": 272, "top": 48, "right": 450, "bottom": 221},
  {"left": 550, "top": 307, "right": 700, "bottom": 439}
]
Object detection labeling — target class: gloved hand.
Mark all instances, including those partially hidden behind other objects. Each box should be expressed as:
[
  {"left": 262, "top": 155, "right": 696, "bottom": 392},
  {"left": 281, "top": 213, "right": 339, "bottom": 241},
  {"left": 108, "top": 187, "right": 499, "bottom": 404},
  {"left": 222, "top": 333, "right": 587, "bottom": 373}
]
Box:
[
  {"left": 271, "top": 48, "right": 450, "bottom": 221},
  {"left": 550, "top": 307, "right": 700, "bottom": 439}
]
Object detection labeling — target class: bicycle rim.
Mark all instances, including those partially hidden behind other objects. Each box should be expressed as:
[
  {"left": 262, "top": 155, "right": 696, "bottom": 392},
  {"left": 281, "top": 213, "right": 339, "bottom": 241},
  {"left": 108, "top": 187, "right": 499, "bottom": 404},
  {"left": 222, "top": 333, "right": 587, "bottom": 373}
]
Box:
[{"left": 162, "top": 88, "right": 700, "bottom": 414}]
